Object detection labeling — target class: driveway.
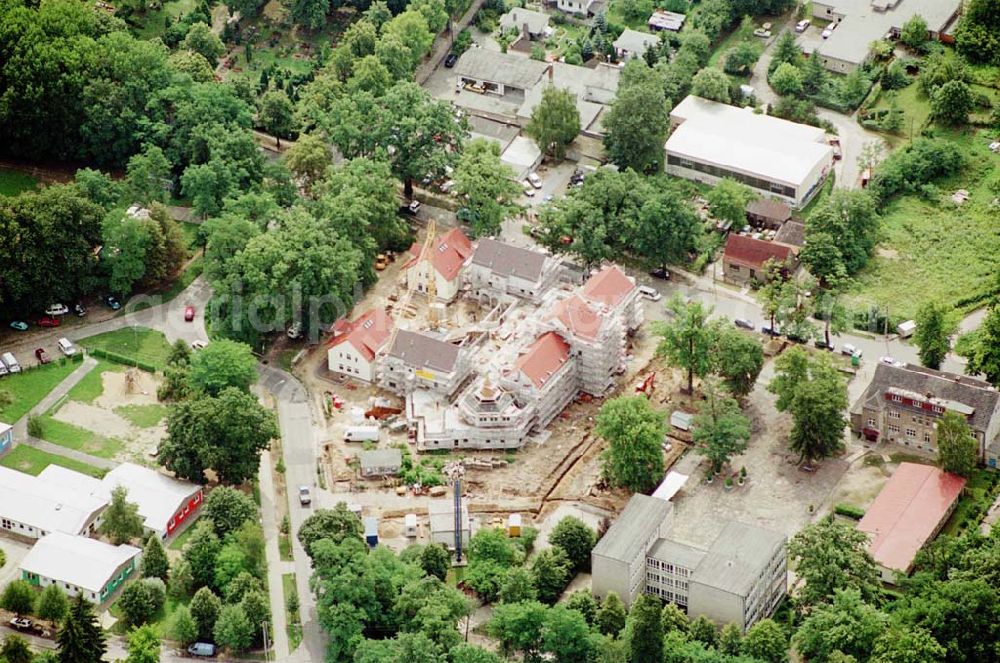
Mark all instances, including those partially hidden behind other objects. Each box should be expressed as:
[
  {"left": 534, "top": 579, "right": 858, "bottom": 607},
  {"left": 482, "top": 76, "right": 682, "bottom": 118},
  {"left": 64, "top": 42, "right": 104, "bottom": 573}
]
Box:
[{"left": 0, "top": 537, "right": 31, "bottom": 587}]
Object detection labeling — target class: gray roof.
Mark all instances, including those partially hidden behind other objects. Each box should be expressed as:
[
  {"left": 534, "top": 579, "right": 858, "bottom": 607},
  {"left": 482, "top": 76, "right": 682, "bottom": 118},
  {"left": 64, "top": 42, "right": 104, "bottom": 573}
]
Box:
[
  {"left": 359, "top": 448, "right": 402, "bottom": 471},
  {"left": 613, "top": 29, "right": 659, "bottom": 56},
  {"left": 428, "top": 503, "right": 469, "bottom": 533},
  {"left": 648, "top": 538, "right": 707, "bottom": 570},
  {"left": 774, "top": 220, "right": 805, "bottom": 248},
  {"left": 388, "top": 330, "right": 462, "bottom": 374},
  {"left": 592, "top": 494, "right": 673, "bottom": 563},
  {"left": 746, "top": 199, "right": 792, "bottom": 223},
  {"left": 471, "top": 239, "right": 549, "bottom": 283},
  {"left": 857, "top": 363, "right": 1000, "bottom": 434},
  {"left": 468, "top": 115, "right": 520, "bottom": 148},
  {"left": 690, "top": 522, "right": 786, "bottom": 597},
  {"left": 454, "top": 48, "right": 549, "bottom": 91},
  {"left": 499, "top": 7, "right": 550, "bottom": 35},
  {"left": 647, "top": 10, "right": 685, "bottom": 31}
]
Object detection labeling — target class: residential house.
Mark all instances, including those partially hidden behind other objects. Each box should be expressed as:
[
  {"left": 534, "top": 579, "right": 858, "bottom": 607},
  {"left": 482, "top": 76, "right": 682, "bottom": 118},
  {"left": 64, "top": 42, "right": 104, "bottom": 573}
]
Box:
[
  {"left": 553, "top": 0, "right": 599, "bottom": 16},
  {"left": 722, "top": 234, "right": 797, "bottom": 286},
  {"left": 812, "top": 0, "right": 962, "bottom": 73},
  {"left": 326, "top": 308, "right": 394, "bottom": 382},
  {"left": 613, "top": 29, "right": 660, "bottom": 60},
  {"left": 647, "top": 9, "right": 685, "bottom": 32},
  {"left": 858, "top": 462, "right": 965, "bottom": 582},
  {"left": 381, "top": 330, "right": 474, "bottom": 397},
  {"left": 404, "top": 227, "right": 473, "bottom": 302},
  {"left": 666, "top": 95, "right": 834, "bottom": 208},
  {"left": 466, "top": 239, "right": 561, "bottom": 303},
  {"left": 358, "top": 449, "right": 403, "bottom": 478},
  {"left": 0, "top": 466, "right": 106, "bottom": 540},
  {"left": 454, "top": 48, "right": 549, "bottom": 98},
  {"left": 0, "top": 422, "right": 11, "bottom": 455},
  {"left": 19, "top": 532, "right": 141, "bottom": 604},
  {"left": 850, "top": 363, "right": 1000, "bottom": 465},
  {"left": 499, "top": 7, "right": 550, "bottom": 39}
]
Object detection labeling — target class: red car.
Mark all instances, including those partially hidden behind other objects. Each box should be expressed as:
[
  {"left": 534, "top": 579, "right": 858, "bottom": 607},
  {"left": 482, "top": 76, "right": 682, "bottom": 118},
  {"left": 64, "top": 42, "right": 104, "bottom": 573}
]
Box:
[
  {"left": 184, "top": 306, "right": 195, "bottom": 322},
  {"left": 36, "top": 316, "right": 60, "bottom": 328},
  {"left": 35, "top": 348, "right": 51, "bottom": 364}
]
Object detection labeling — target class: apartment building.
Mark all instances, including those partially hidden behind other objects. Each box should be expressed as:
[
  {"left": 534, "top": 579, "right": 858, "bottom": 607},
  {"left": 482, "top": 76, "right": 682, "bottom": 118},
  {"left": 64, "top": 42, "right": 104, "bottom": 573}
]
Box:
[
  {"left": 381, "top": 330, "right": 474, "bottom": 398},
  {"left": 466, "top": 239, "right": 561, "bottom": 303}
]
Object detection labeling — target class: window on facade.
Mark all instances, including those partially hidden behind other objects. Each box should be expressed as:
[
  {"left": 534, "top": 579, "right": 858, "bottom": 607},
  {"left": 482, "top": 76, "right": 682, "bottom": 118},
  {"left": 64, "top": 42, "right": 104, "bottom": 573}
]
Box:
[
  {"left": 889, "top": 411, "right": 900, "bottom": 419},
  {"left": 889, "top": 424, "right": 900, "bottom": 433},
  {"left": 867, "top": 418, "right": 876, "bottom": 427},
  {"left": 906, "top": 429, "right": 916, "bottom": 438},
  {"left": 924, "top": 432, "right": 932, "bottom": 443}
]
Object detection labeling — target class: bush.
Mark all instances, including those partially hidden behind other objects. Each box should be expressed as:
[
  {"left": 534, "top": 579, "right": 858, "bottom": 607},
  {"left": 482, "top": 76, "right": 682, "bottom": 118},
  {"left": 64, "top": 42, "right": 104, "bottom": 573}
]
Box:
[
  {"left": 834, "top": 503, "right": 866, "bottom": 520},
  {"left": 118, "top": 578, "right": 166, "bottom": 626},
  {"left": 26, "top": 415, "right": 42, "bottom": 438}
]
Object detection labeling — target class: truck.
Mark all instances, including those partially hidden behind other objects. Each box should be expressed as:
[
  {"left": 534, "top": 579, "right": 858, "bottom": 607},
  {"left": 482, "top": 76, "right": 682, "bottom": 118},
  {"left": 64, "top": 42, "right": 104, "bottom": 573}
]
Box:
[{"left": 344, "top": 425, "right": 380, "bottom": 442}]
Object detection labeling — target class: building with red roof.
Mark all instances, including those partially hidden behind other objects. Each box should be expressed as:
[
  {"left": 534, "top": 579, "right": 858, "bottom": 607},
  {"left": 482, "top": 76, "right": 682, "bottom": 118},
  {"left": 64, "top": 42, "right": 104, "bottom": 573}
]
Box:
[
  {"left": 722, "top": 234, "right": 798, "bottom": 286},
  {"left": 582, "top": 264, "right": 636, "bottom": 309},
  {"left": 405, "top": 227, "right": 473, "bottom": 301},
  {"left": 551, "top": 295, "right": 602, "bottom": 342},
  {"left": 516, "top": 331, "right": 571, "bottom": 389},
  {"left": 326, "top": 308, "right": 394, "bottom": 382},
  {"left": 858, "top": 462, "right": 966, "bottom": 583}
]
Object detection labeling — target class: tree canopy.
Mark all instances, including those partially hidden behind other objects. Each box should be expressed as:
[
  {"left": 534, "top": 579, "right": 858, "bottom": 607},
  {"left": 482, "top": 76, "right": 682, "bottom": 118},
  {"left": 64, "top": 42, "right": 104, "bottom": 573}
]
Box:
[{"left": 595, "top": 395, "right": 666, "bottom": 493}]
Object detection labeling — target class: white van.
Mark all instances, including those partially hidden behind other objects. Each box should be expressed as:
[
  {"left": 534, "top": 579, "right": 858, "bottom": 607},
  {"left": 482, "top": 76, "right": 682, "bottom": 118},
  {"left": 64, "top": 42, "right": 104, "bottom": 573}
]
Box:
[
  {"left": 1, "top": 353, "right": 21, "bottom": 374},
  {"left": 344, "top": 426, "right": 380, "bottom": 442},
  {"left": 57, "top": 338, "right": 77, "bottom": 356},
  {"left": 638, "top": 285, "right": 662, "bottom": 302}
]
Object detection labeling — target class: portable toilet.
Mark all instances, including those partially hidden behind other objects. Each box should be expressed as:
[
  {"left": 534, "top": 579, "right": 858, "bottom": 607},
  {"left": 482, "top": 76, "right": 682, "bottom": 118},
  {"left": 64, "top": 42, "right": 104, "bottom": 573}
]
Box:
[
  {"left": 364, "top": 517, "right": 379, "bottom": 548},
  {"left": 507, "top": 513, "right": 522, "bottom": 537},
  {"left": 404, "top": 513, "right": 418, "bottom": 538}
]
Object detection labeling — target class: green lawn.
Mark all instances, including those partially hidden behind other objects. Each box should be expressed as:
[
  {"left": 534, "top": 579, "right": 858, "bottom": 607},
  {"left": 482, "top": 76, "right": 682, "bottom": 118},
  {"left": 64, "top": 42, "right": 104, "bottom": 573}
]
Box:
[
  {"left": 941, "top": 469, "right": 1000, "bottom": 537},
  {"left": 65, "top": 360, "right": 124, "bottom": 404},
  {"left": 35, "top": 414, "right": 125, "bottom": 459},
  {"left": 0, "top": 444, "right": 105, "bottom": 478},
  {"left": 132, "top": 0, "right": 200, "bottom": 40},
  {"left": 0, "top": 168, "right": 38, "bottom": 197},
  {"left": 79, "top": 327, "right": 173, "bottom": 371},
  {"left": 278, "top": 532, "right": 293, "bottom": 562},
  {"left": 111, "top": 594, "right": 190, "bottom": 638},
  {"left": 180, "top": 222, "right": 202, "bottom": 251},
  {"left": 845, "top": 131, "right": 1000, "bottom": 320},
  {"left": 873, "top": 82, "right": 932, "bottom": 138},
  {"left": 282, "top": 573, "right": 302, "bottom": 651},
  {"left": 115, "top": 404, "right": 168, "bottom": 428},
  {"left": 168, "top": 516, "right": 201, "bottom": 551},
  {"left": 0, "top": 360, "right": 81, "bottom": 422}
]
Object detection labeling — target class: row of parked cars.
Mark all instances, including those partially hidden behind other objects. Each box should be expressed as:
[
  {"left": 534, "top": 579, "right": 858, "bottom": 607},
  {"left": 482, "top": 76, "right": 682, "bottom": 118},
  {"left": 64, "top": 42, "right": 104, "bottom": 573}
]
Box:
[
  {"left": 0, "top": 339, "right": 77, "bottom": 376},
  {"left": 8, "top": 297, "right": 123, "bottom": 332}
]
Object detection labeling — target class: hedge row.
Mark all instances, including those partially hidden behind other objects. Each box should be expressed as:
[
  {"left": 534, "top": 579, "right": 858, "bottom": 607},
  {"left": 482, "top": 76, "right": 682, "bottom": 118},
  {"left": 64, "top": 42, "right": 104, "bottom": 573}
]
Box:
[
  {"left": 834, "top": 503, "right": 866, "bottom": 520},
  {"left": 87, "top": 347, "right": 157, "bottom": 373}
]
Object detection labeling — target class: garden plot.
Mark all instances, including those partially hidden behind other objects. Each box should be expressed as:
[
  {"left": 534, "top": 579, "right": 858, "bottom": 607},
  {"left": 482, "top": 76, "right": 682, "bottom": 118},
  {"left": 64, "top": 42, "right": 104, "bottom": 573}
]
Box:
[{"left": 46, "top": 368, "right": 167, "bottom": 463}]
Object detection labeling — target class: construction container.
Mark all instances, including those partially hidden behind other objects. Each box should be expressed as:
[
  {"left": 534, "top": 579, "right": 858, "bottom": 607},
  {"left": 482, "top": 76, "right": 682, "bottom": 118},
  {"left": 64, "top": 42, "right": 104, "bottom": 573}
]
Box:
[
  {"left": 670, "top": 411, "right": 693, "bottom": 431},
  {"left": 404, "top": 513, "right": 418, "bottom": 538},
  {"left": 364, "top": 517, "right": 379, "bottom": 548},
  {"left": 507, "top": 513, "right": 522, "bottom": 537},
  {"left": 344, "top": 425, "right": 380, "bottom": 442},
  {"left": 897, "top": 320, "right": 916, "bottom": 338}
]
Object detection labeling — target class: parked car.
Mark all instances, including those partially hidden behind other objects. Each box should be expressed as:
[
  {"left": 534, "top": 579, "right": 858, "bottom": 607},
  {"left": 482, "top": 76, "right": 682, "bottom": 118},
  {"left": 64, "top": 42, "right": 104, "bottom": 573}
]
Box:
[
  {"left": 299, "top": 486, "right": 312, "bottom": 506},
  {"left": 523, "top": 183, "right": 536, "bottom": 197},
  {"left": 287, "top": 322, "right": 303, "bottom": 340},
  {"left": 527, "top": 173, "right": 542, "bottom": 189},
  {"left": 753, "top": 27, "right": 772, "bottom": 38},
  {"left": 36, "top": 316, "right": 60, "bottom": 328},
  {"left": 795, "top": 19, "right": 810, "bottom": 32},
  {"left": 543, "top": 194, "right": 554, "bottom": 202},
  {"left": 761, "top": 323, "right": 780, "bottom": 337},
  {"left": 407, "top": 200, "right": 421, "bottom": 215},
  {"left": 879, "top": 355, "right": 897, "bottom": 365},
  {"left": 35, "top": 348, "right": 51, "bottom": 364},
  {"left": 814, "top": 338, "right": 835, "bottom": 351},
  {"left": 444, "top": 53, "right": 458, "bottom": 68},
  {"left": 841, "top": 343, "right": 862, "bottom": 357},
  {"left": 734, "top": 318, "right": 754, "bottom": 330},
  {"left": 73, "top": 303, "right": 86, "bottom": 317},
  {"left": 638, "top": 286, "right": 662, "bottom": 302},
  {"left": 9, "top": 617, "right": 33, "bottom": 631},
  {"left": 1, "top": 353, "right": 21, "bottom": 374},
  {"left": 822, "top": 25, "right": 834, "bottom": 39},
  {"left": 57, "top": 337, "right": 77, "bottom": 356},
  {"left": 105, "top": 295, "right": 121, "bottom": 310},
  {"left": 648, "top": 267, "right": 670, "bottom": 280},
  {"left": 0, "top": 362, "right": 8, "bottom": 377},
  {"left": 184, "top": 306, "right": 195, "bottom": 322},
  {"left": 9, "top": 321, "right": 28, "bottom": 331},
  {"left": 191, "top": 340, "right": 208, "bottom": 351},
  {"left": 187, "top": 643, "right": 216, "bottom": 658},
  {"left": 374, "top": 254, "right": 388, "bottom": 270},
  {"left": 439, "top": 179, "right": 456, "bottom": 194},
  {"left": 45, "top": 303, "right": 69, "bottom": 316}
]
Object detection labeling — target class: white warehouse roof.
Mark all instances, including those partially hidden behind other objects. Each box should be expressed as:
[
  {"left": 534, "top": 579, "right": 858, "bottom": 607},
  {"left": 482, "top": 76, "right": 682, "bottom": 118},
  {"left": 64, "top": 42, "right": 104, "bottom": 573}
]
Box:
[
  {"left": 0, "top": 466, "right": 106, "bottom": 536},
  {"left": 666, "top": 96, "right": 833, "bottom": 188},
  {"left": 20, "top": 532, "right": 141, "bottom": 595}
]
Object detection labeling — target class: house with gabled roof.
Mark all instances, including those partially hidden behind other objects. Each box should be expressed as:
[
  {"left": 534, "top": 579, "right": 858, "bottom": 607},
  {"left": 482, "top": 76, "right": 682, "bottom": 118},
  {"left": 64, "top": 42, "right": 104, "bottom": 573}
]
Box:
[
  {"left": 327, "top": 308, "right": 394, "bottom": 382},
  {"left": 381, "top": 330, "right": 474, "bottom": 397},
  {"left": 20, "top": 532, "right": 141, "bottom": 605},
  {"left": 404, "top": 227, "right": 473, "bottom": 302},
  {"left": 466, "top": 239, "right": 561, "bottom": 302},
  {"left": 722, "top": 234, "right": 798, "bottom": 286}
]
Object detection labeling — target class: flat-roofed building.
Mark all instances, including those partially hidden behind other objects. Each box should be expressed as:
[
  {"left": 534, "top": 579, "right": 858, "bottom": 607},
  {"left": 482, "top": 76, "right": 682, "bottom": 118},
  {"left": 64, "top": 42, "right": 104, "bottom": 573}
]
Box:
[
  {"left": 0, "top": 466, "right": 106, "bottom": 540},
  {"left": 812, "top": 0, "right": 962, "bottom": 73},
  {"left": 358, "top": 449, "right": 403, "bottom": 478},
  {"left": 665, "top": 96, "right": 834, "bottom": 208},
  {"left": 592, "top": 495, "right": 675, "bottom": 608},
  {"left": 858, "top": 462, "right": 966, "bottom": 582},
  {"left": 19, "top": 532, "right": 141, "bottom": 604},
  {"left": 647, "top": 9, "right": 685, "bottom": 31}
]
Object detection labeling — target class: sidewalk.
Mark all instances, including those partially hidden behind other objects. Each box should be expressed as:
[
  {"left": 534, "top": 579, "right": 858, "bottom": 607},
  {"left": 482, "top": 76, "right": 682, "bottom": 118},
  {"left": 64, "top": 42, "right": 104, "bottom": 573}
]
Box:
[
  {"left": 415, "top": 0, "right": 488, "bottom": 85},
  {"left": 259, "top": 449, "right": 291, "bottom": 659}
]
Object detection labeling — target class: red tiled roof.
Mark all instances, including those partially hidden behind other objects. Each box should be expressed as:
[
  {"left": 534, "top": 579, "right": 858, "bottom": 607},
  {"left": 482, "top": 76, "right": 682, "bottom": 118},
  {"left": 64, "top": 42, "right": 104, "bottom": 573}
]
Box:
[
  {"left": 516, "top": 332, "right": 570, "bottom": 389},
  {"left": 327, "top": 308, "right": 394, "bottom": 361},
  {"left": 582, "top": 265, "right": 636, "bottom": 309},
  {"left": 405, "top": 228, "right": 473, "bottom": 282},
  {"left": 724, "top": 234, "right": 793, "bottom": 270},
  {"left": 858, "top": 462, "right": 966, "bottom": 573},
  {"left": 551, "top": 294, "right": 601, "bottom": 341}
]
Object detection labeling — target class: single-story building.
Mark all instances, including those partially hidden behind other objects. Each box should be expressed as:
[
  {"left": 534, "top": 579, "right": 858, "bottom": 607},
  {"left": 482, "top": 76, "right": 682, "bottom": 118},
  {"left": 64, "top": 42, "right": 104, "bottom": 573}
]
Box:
[
  {"left": 858, "top": 462, "right": 966, "bottom": 583},
  {"left": 0, "top": 422, "right": 11, "bottom": 455},
  {"left": 0, "top": 466, "right": 106, "bottom": 540},
  {"left": 501, "top": 135, "right": 543, "bottom": 182},
  {"left": 20, "top": 532, "right": 141, "bottom": 604},
  {"left": 358, "top": 448, "right": 403, "bottom": 478},
  {"left": 722, "top": 234, "right": 797, "bottom": 286},
  {"left": 812, "top": 0, "right": 962, "bottom": 73},
  {"left": 613, "top": 29, "right": 660, "bottom": 60},
  {"left": 665, "top": 95, "right": 834, "bottom": 208},
  {"left": 454, "top": 48, "right": 549, "bottom": 97},
  {"left": 38, "top": 463, "right": 204, "bottom": 540},
  {"left": 745, "top": 199, "right": 792, "bottom": 229},
  {"left": 499, "top": 7, "right": 550, "bottom": 39},
  {"left": 647, "top": 9, "right": 685, "bottom": 32},
  {"left": 327, "top": 308, "right": 394, "bottom": 382}
]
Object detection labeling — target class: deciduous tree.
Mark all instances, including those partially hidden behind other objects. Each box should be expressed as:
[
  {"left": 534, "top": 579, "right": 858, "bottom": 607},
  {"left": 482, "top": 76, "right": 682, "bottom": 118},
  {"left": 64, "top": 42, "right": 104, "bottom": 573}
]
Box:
[
  {"left": 794, "top": 589, "right": 886, "bottom": 661},
  {"left": 914, "top": 302, "right": 954, "bottom": 370},
  {"left": 604, "top": 62, "right": 671, "bottom": 172},
  {"left": 871, "top": 624, "right": 945, "bottom": 663},
  {"left": 452, "top": 138, "right": 521, "bottom": 237},
  {"left": 1, "top": 581, "right": 34, "bottom": 616},
  {"left": 36, "top": 584, "right": 70, "bottom": 622},
  {"left": 596, "top": 591, "right": 626, "bottom": 637},
  {"left": 624, "top": 593, "right": 663, "bottom": 663},
  {"left": 125, "top": 624, "right": 161, "bottom": 663},
  {"left": 419, "top": 543, "right": 451, "bottom": 581},
  {"left": 258, "top": 90, "right": 296, "bottom": 147},
  {"left": 525, "top": 86, "right": 581, "bottom": 161},
  {"left": 654, "top": 296, "right": 716, "bottom": 394},
  {"left": 549, "top": 517, "right": 596, "bottom": 572},
  {"left": 99, "top": 485, "right": 145, "bottom": 545},
  {"left": 706, "top": 179, "right": 753, "bottom": 226},
  {"left": 595, "top": 396, "right": 666, "bottom": 493},
  {"left": 692, "top": 380, "right": 750, "bottom": 474},
  {"left": 182, "top": 23, "right": 225, "bottom": 65},
  {"left": 957, "top": 307, "right": 1000, "bottom": 386},
  {"left": 531, "top": 547, "right": 572, "bottom": 604},
  {"left": 190, "top": 587, "right": 222, "bottom": 641},
  {"left": 900, "top": 14, "right": 929, "bottom": 52},
  {"left": 788, "top": 515, "right": 883, "bottom": 610},
  {"left": 771, "top": 62, "right": 804, "bottom": 97},
  {"left": 214, "top": 604, "right": 254, "bottom": 652},
  {"left": 188, "top": 339, "right": 258, "bottom": 396},
  {"left": 169, "top": 605, "right": 198, "bottom": 645},
  {"left": 1, "top": 634, "right": 32, "bottom": 663},
  {"left": 742, "top": 618, "right": 788, "bottom": 663},
  {"left": 204, "top": 487, "right": 257, "bottom": 538},
  {"left": 710, "top": 327, "right": 764, "bottom": 398},
  {"left": 690, "top": 67, "right": 731, "bottom": 103},
  {"left": 931, "top": 80, "right": 974, "bottom": 125},
  {"left": 541, "top": 605, "right": 593, "bottom": 662},
  {"left": 936, "top": 410, "right": 978, "bottom": 478}
]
